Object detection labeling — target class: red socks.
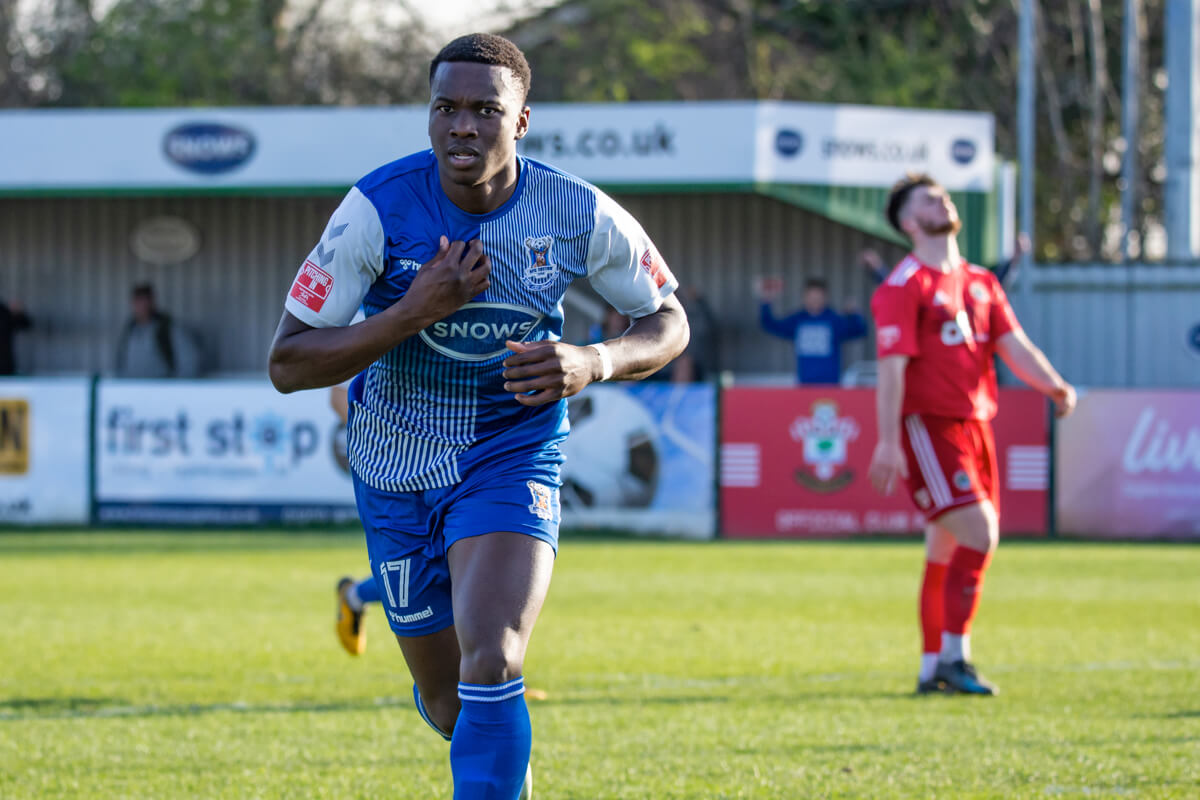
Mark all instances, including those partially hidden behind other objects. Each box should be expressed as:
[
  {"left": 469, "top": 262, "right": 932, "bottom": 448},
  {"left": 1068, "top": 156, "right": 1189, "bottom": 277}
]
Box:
[
  {"left": 944, "top": 546, "right": 992, "bottom": 635},
  {"left": 919, "top": 561, "right": 948, "bottom": 654}
]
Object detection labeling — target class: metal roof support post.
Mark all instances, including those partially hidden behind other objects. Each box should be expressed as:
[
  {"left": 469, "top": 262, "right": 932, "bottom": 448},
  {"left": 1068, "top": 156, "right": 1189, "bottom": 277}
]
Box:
[
  {"left": 1122, "top": 0, "right": 1143, "bottom": 386},
  {"left": 1017, "top": 0, "right": 1036, "bottom": 310},
  {"left": 1121, "top": 0, "right": 1142, "bottom": 263},
  {"left": 1164, "top": 0, "right": 1200, "bottom": 262}
]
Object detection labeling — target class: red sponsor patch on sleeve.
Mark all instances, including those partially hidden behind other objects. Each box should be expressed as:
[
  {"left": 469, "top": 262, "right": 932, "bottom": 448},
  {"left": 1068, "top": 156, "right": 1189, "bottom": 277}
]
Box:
[
  {"left": 289, "top": 260, "right": 334, "bottom": 313},
  {"left": 639, "top": 248, "right": 672, "bottom": 289}
]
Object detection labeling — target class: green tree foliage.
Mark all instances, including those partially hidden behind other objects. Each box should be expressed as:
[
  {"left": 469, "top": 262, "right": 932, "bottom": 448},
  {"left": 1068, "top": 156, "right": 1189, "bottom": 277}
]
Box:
[
  {"left": 508, "top": 0, "right": 1166, "bottom": 262},
  {"left": 6, "top": 0, "right": 435, "bottom": 107},
  {"left": 2, "top": 0, "right": 1169, "bottom": 261}
]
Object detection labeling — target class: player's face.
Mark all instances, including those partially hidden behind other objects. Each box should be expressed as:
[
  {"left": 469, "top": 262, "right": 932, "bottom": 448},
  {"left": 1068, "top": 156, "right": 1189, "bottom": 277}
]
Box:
[
  {"left": 906, "top": 184, "right": 962, "bottom": 237},
  {"left": 428, "top": 62, "right": 530, "bottom": 202}
]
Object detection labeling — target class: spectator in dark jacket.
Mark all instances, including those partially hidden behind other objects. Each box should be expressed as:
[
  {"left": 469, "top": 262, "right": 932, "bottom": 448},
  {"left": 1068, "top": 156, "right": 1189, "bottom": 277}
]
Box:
[
  {"left": 759, "top": 278, "right": 866, "bottom": 385},
  {"left": 115, "top": 284, "right": 200, "bottom": 378},
  {"left": 0, "top": 299, "right": 32, "bottom": 376}
]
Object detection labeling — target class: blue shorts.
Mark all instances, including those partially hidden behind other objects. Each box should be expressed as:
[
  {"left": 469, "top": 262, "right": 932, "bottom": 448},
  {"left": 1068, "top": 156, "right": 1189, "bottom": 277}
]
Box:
[{"left": 353, "top": 455, "right": 561, "bottom": 638}]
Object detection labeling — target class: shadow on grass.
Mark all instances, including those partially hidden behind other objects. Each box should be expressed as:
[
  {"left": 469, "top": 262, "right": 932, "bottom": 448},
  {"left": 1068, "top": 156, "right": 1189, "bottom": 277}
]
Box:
[
  {"left": 0, "top": 697, "right": 130, "bottom": 714},
  {"left": 534, "top": 689, "right": 902, "bottom": 707},
  {"left": 0, "top": 695, "right": 411, "bottom": 722},
  {"left": 1, "top": 688, "right": 901, "bottom": 722}
]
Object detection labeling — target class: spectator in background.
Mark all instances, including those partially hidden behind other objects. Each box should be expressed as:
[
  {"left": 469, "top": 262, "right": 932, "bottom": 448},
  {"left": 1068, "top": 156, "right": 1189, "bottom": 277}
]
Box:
[
  {"left": 115, "top": 283, "right": 201, "bottom": 378},
  {"left": 0, "top": 299, "right": 32, "bottom": 376},
  {"left": 758, "top": 277, "right": 866, "bottom": 385},
  {"left": 672, "top": 285, "right": 718, "bottom": 382}
]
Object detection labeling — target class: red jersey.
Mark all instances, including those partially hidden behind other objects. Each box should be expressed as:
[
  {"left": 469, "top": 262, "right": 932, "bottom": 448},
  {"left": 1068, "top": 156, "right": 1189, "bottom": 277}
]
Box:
[{"left": 870, "top": 254, "right": 1020, "bottom": 420}]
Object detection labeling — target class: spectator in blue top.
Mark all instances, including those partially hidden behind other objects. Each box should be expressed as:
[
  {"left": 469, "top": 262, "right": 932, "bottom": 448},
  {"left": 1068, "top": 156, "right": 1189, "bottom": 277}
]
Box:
[{"left": 759, "top": 278, "right": 866, "bottom": 384}]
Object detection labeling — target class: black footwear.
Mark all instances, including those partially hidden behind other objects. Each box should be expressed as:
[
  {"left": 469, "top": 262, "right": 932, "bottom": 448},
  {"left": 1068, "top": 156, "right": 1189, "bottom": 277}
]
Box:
[
  {"left": 933, "top": 659, "right": 998, "bottom": 695},
  {"left": 915, "top": 677, "right": 948, "bottom": 695}
]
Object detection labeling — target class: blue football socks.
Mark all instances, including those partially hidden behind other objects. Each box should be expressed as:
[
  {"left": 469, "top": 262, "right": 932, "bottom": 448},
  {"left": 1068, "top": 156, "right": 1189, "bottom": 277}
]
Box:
[
  {"left": 354, "top": 575, "right": 382, "bottom": 605},
  {"left": 450, "top": 678, "right": 531, "bottom": 800}
]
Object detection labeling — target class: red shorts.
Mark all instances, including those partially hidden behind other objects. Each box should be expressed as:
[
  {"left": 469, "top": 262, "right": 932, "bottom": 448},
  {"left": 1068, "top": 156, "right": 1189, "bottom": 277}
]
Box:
[{"left": 900, "top": 414, "right": 999, "bottom": 522}]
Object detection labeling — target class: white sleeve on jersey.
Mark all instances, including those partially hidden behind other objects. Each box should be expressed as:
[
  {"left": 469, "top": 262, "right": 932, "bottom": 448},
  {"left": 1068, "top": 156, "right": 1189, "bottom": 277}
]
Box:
[
  {"left": 284, "top": 186, "right": 385, "bottom": 328},
  {"left": 586, "top": 190, "right": 679, "bottom": 319}
]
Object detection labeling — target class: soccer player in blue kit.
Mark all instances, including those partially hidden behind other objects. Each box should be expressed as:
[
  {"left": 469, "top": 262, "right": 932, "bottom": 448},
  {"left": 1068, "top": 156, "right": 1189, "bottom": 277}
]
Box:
[{"left": 268, "top": 34, "right": 689, "bottom": 799}]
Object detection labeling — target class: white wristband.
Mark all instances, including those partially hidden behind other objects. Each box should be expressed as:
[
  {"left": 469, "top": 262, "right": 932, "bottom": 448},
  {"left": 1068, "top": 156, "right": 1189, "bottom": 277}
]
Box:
[{"left": 588, "top": 343, "right": 614, "bottom": 382}]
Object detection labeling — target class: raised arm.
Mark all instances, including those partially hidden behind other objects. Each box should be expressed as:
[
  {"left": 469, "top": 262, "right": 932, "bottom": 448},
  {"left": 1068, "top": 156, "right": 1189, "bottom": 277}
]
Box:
[
  {"left": 995, "top": 329, "right": 1076, "bottom": 417},
  {"left": 268, "top": 238, "right": 490, "bottom": 393},
  {"left": 838, "top": 309, "right": 868, "bottom": 341},
  {"left": 759, "top": 302, "right": 796, "bottom": 339},
  {"left": 868, "top": 354, "right": 910, "bottom": 494}
]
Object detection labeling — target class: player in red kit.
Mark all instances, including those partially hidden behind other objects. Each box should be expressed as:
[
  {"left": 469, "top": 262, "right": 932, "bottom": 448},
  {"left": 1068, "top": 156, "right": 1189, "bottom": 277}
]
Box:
[{"left": 869, "top": 173, "right": 1076, "bottom": 695}]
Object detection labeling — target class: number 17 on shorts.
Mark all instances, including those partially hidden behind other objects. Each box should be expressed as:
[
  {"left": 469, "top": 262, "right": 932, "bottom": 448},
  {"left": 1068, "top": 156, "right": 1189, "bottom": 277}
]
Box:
[{"left": 378, "top": 558, "right": 411, "bottom": 609}]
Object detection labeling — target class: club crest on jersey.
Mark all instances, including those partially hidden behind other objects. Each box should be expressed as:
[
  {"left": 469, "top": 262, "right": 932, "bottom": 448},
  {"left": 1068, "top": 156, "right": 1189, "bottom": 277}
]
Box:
[
  {"left": 969, "top": 282, "right": 990, "bottom": 303},
  {"left": 522, "top": 235, "right": 559, "bottom": 290},
  {"left": 953, "top": 470, "right": 972, "bottom": 492},
  {"left": 526, "top": 481, "right": 558, "bottom": 521},
  {"left": 789, "top": 400, "right": 860, "bottom": 492}
]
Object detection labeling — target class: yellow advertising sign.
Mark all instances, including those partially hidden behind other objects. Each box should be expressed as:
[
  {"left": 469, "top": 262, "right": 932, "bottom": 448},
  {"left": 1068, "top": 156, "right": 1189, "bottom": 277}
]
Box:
[{"left": 0, "top": 399, "right": 30, "bottom": 475}]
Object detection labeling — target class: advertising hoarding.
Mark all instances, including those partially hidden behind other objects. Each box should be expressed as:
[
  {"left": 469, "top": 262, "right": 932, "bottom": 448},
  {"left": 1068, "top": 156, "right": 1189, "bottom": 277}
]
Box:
[
  {"left": 0, "top": 103, "right": 993, "bottom": 192},
  {"left": 562, "top": 383, "right": 716, "bottom": 539},
  {"left": 1056, "top": 390, "right": 1200, "bottom": 539},
  {"left": 721, "top": 387, "right": 1047, "bottom": 538},
  {"left": 94, "top": 380, "right": 355, "bottom": 524},
  {"left": 0, "top": 378, "right": 90, "bottom": 525}
]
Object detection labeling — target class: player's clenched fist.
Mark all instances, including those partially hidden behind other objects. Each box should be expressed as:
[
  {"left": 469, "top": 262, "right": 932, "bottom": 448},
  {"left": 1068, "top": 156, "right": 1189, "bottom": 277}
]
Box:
[
  {"left": 501, "top": 340, "right": 599, "bottom": 406},
  {"left": 403, "top": 236, "right": 491, "bottom": 320}
]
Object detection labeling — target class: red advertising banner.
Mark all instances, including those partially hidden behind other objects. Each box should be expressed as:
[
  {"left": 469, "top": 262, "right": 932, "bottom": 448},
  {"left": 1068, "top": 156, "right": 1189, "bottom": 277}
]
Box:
[
  {"left": 1056, "top": 390, "right": 1200, "bottom": 539},
  {"left": 720, "top": 388, "right": 1048, "bottom": 538}
]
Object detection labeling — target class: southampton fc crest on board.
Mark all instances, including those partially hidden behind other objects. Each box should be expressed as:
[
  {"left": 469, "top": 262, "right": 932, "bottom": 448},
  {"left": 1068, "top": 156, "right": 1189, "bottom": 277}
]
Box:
[
  {"left": 522, "top": 235, "right": 559, "bottom": 290},
  {"left": 789, "top": 400, "right": 860, "bottom": 492}
]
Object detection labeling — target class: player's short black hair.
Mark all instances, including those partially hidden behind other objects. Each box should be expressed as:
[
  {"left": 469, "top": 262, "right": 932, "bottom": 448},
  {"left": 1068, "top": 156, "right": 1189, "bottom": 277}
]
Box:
[
  {"left": 886, "top": 172, "right": 940, "bottom": 236},
  {"left": 803, "top": 278, "right": 828, "bottom": 292},
  {"left": 429, "top": 33, "right": 532, "bottom": 104},
  {"left": 131, "top": 283, "right": 155, "bottom": 299}
]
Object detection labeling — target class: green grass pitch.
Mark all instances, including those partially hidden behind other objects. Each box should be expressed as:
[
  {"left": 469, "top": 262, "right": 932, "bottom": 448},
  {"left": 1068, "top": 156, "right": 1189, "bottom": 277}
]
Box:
[{"left": 1, "top": 532, "right": 1197, "bottom": 799}]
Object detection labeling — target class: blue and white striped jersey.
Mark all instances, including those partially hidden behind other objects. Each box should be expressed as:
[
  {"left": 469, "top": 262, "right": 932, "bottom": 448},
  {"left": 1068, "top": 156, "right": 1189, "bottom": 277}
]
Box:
[{"left": 284, "top": 151, "right": 678, "bottom": 493}]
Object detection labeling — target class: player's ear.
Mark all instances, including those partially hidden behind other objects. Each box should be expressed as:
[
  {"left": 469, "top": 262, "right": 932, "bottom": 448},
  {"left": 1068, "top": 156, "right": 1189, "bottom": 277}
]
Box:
[{"left": 514, "top": 106, "right": 530, "bottom": 141}]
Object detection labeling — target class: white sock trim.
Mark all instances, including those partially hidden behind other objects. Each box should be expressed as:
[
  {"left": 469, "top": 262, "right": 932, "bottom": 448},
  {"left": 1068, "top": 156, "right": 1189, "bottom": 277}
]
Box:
[
  {"left": 458, "top": 678, "right": 526, "bottom": 703},
  {"left": 939, "top": 633, "right": 971, "bottom": 663}
]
